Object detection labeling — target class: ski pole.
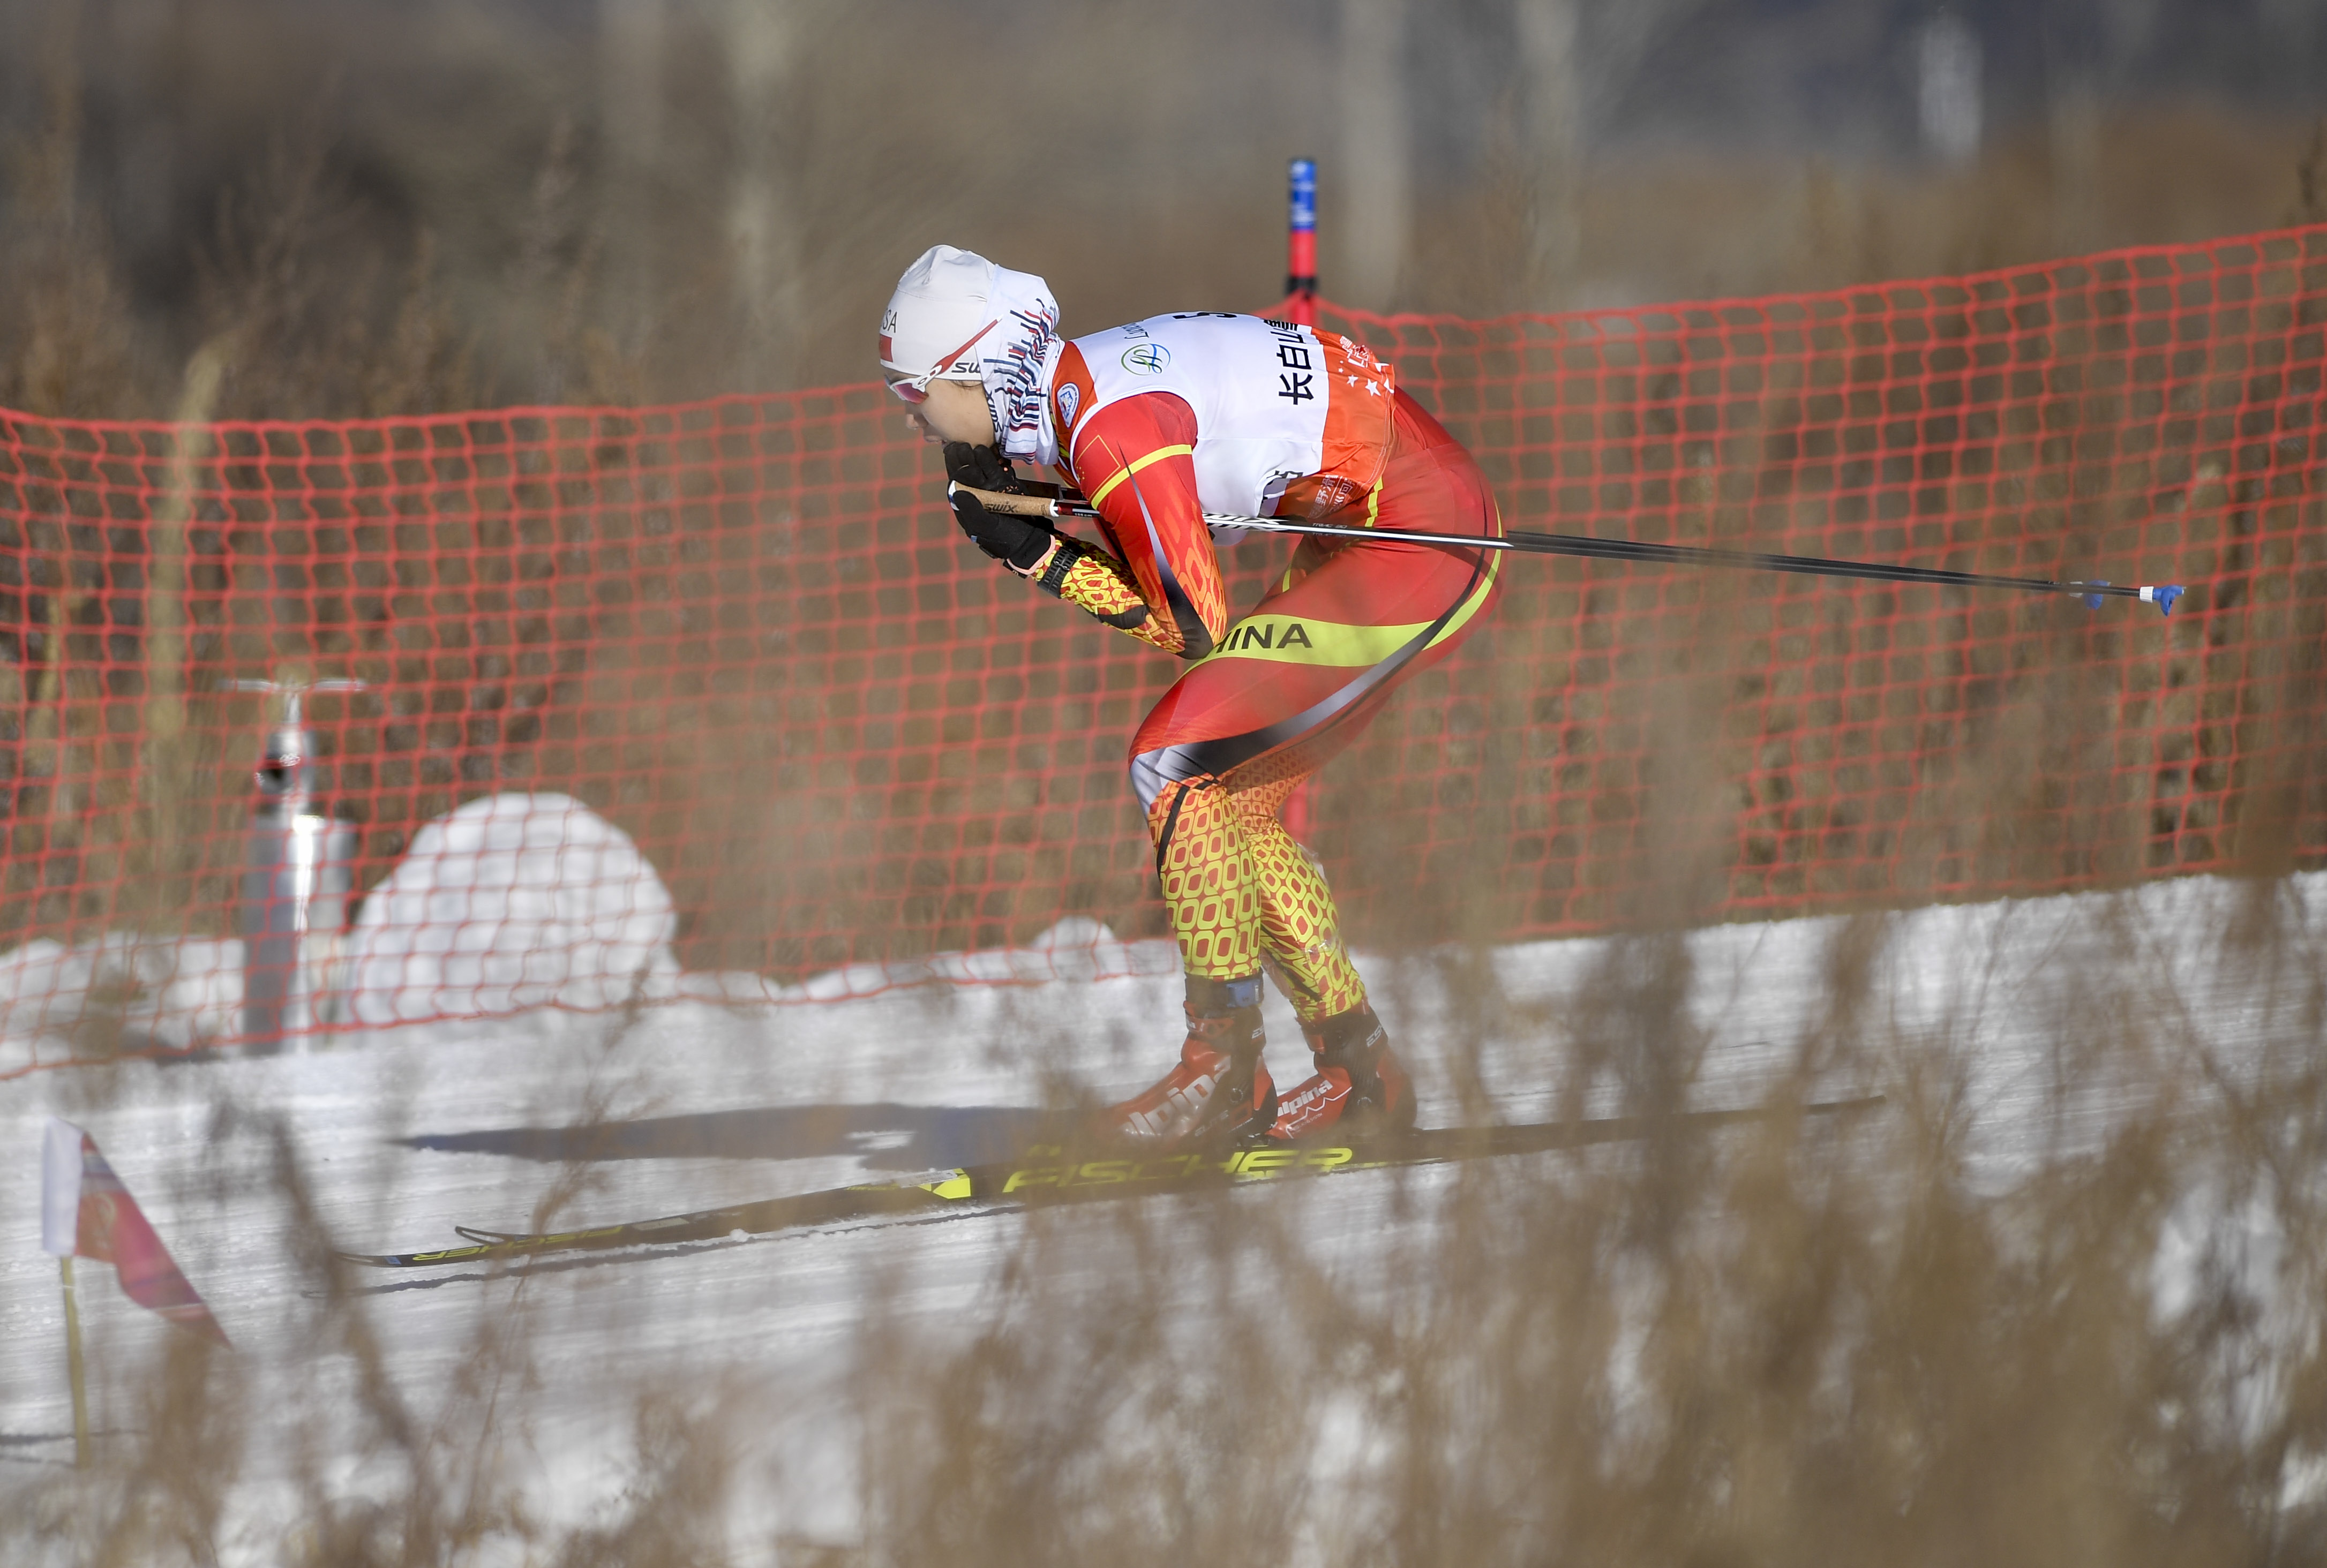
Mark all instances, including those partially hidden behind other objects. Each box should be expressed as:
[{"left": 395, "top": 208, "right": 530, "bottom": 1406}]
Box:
[{"left": 951, "top": 483, "right": 2186, "bottom": 616}]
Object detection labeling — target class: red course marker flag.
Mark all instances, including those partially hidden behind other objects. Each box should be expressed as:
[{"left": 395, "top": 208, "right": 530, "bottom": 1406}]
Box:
[{"left": 41, "top": 1119, "right": 228, "bottom": 1345}]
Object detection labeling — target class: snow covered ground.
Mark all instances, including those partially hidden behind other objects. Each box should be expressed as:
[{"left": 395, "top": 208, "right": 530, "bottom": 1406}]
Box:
[{"left": 2, "top": 868, "right": 2321, "bottom": 1562}]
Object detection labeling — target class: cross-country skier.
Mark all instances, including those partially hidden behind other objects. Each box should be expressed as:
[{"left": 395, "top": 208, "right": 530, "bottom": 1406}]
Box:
[{"left": 879, "top": 245, "right": 1502, "bottom": 1149}]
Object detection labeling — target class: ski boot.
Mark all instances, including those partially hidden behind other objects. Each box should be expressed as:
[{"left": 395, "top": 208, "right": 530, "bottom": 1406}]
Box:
[
  {"left": 1267, "top": 1004, "right": 1415, "bottom": 1144},
  {"left": 1099, "top": 975, "right": 1278, "bottom": 1150}
]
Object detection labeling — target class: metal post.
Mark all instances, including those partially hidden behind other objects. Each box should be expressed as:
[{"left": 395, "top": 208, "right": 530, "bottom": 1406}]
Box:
[{"left": 234, "top": 680, "right": 365, "bottom": 1052}]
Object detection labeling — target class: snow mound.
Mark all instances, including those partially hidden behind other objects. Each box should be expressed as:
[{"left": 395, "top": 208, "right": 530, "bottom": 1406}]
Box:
[
  {"left": 0, "top": 934, "right": 242, "bottom": 1068},
  {"left": 342, "top": 793, "right": 679, "bottom": 1025}
]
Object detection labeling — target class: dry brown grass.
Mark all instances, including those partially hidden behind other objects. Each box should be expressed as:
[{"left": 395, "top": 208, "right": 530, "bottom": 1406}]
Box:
[
  {"left": 5, "top": 10, "right": 2327, "bottom": 1563},
  {"left": 6, "top": 3, "right": 2327, "bottom": 411}
]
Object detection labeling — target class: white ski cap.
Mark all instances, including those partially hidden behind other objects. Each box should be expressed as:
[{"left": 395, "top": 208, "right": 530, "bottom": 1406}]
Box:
[{"left": 878, "top": 245, "right": 1008, "bottom": 379}]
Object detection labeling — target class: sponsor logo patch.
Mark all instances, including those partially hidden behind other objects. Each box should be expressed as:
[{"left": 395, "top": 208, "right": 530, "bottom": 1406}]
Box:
[
  {"left": 1219, "top": 619, "right": 1314, "bottom": 653},
  {"left": 1122, "top": 342, "right": 1172, "bottom": 376},
  {"left": 997, "top": 1143, "right": 1356, "bottom": 1193},
  {"left": 1278, "top": 1074, "right": 1345, "bottom": 1119},
  {"left": 1056, "top": 381, "right": 1081, "bottom": 427}
]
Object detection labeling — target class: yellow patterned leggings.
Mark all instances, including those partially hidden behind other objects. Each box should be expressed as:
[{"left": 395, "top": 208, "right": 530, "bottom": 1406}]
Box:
[{"left": 1147, "top": 768, "right": 1365, "bottom": 1023}]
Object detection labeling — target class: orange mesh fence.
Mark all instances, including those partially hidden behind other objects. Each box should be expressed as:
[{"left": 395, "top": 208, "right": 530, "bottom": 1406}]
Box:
[{"left": 2, "top": 225, "right": 2322, "bottom": 1068}]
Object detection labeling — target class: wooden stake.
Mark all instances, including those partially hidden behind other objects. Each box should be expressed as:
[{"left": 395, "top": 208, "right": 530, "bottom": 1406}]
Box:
[{"left": 60, "top": 1255, "right": 89, "bottom": 1468}]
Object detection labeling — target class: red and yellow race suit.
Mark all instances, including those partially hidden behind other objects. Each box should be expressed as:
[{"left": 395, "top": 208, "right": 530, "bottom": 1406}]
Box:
[{"left": 1019, "top": 312, "right": 1502, "bottom": 1021}]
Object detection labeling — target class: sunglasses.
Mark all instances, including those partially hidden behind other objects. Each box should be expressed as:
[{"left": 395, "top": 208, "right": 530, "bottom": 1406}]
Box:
[
  {"left": 885, "top": 368, "right": 961, "bottom": 405},
  {"left": 884, "top": 321, "right": 997, "bottom": 404}
]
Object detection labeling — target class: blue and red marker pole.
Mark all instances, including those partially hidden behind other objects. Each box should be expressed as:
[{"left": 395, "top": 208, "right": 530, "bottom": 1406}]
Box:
[
  {"left": 1283, "top": 157, "right": 1320, "bottom": 841},
  {"left": 1286, "top": 157, "right": 1318, "bottom": 328}
]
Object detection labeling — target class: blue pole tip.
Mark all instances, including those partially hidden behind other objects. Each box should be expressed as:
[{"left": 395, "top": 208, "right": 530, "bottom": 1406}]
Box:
[{"left": 2153, "top": 584, "right": 2184, "bottom": 617}]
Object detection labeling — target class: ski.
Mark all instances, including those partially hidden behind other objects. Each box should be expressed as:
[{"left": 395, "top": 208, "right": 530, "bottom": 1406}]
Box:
[{"left": 342, "top": 1095, "right": 1883, "bottom": 1270}]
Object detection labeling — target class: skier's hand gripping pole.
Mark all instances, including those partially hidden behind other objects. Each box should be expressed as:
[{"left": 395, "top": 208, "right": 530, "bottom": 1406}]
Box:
[
  {"left": 948, "top": 484, "right": 2187, "bottom": 617},
  {"left": 941, "top": 444, "right": 1055, "bottom": 572}
]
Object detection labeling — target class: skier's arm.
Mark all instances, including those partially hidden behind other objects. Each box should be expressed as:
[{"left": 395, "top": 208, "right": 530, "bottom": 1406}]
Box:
[
  {"left": 1025, "top": 532, "right": 1189, "bottom": 653},
  {"left": 941, "top": 395, "right": 1228, "bottom": 659},
  {"left": 937, "top": 443, "right": 1187, "bottom": 655},
  {"left": 944, "top": 488, "right": 1197, "bottom": 656},
  {"left": 1049, "top": 393, "right": 1228, "bottom": 660}
]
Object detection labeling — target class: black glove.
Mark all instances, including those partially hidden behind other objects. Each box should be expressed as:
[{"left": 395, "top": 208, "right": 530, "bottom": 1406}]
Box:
[
  {"left": 942, "top": 441, "right": 1024, "bottom": 494},
  {"left": 949, "top": 484, "right": 1056, "bottom": 572}
]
